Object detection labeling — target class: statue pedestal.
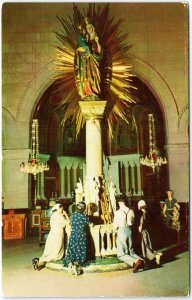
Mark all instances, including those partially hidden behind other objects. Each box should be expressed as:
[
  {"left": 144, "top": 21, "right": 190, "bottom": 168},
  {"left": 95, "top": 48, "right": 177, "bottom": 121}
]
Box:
[{"left": 79, "top": 101, "right": 107, "bottom": 205}]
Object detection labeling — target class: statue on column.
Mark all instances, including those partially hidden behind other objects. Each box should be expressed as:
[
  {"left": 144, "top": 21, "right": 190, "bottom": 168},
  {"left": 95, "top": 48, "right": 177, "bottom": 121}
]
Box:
[
  {"left": 54, "top": 4, "right": 135, "bottom": 135},
  {"left": 75, "top": 17, "right": 102, "bottom": 101},
  {"left": 53, "top": 5, "right": 136, "bottom": 221}
]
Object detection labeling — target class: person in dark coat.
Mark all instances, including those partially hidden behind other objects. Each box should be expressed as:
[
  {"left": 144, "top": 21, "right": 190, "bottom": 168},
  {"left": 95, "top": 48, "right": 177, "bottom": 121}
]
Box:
[{"left": 138, "top": 200, "right": 163, "bottom": 268}]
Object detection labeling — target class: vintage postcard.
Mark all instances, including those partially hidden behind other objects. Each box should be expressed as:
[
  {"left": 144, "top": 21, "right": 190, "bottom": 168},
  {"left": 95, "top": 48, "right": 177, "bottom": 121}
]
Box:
[{"left": 2, "top": 1, "right": 189, "bottom": 297}]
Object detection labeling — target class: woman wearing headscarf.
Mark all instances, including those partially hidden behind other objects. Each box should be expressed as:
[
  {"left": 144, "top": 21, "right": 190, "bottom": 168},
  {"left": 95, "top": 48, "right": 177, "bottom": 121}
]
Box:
[
  {"left": 32, "top": 203, "right": 70, "bottom": 270},
  {"left": 63, "top": 201, "right": 92, "bottom": 275}
]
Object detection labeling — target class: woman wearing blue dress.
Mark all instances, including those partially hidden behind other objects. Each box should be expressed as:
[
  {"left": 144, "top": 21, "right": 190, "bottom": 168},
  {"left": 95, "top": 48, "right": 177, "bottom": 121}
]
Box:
[{"left": 63, "top": 201, "right": 91, "bottom": 275}]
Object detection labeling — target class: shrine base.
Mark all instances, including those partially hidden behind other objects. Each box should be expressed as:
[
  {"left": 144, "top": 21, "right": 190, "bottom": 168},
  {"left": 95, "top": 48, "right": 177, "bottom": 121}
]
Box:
[{"left": 46, "top": 256, "right": 129, "bottom": 273}]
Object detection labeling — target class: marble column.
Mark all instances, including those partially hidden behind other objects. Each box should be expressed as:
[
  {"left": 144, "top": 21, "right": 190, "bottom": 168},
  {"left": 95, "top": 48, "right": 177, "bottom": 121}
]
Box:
[
  {"left": 60, "top": 167, "right": 65, "bottom": 198},
  {"left": 57, "top": 157, "right": 85, "bottom": 199},
  {"left": 137, "top": 162, "right": 142, "bottom": 196},
  {"left": 79, "top": 101, "right": 107, "bottom": 203},
  {"left": 36, "top": 175, "right": 41, "bottom": 200},
  {"left": 57, "top": 158, "right": 66, "bottom": 199},
  {"left": 131, "top": 162, "right": 135, "bottom": 193},
  {"left": 165, "top": 143, "right": 189, "bottom": 202},
  {"left": 79, "top": 165, "right": 84, "bottom": 182},
  {"left": 3, "top": 149, "right": 31, "bottom": 209},
  {"left": 39, "top": 154, "right": 50, "bottom": 200},
  {"left": 124, "top": 162, "right": 129, "bottom": 195},
  {"left": 66, "top": 164, "right": 72, "bottom": 198}
]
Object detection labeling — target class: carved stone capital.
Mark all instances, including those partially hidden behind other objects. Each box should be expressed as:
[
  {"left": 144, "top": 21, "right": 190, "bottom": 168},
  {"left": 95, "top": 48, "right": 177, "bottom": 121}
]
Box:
[{"left": 79, "top": 101, "right": 107, "bottom": 120}]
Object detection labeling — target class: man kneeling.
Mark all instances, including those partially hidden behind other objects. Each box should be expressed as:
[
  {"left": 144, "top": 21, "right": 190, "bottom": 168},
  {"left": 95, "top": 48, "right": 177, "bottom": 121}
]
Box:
[{"left": 113, "top": 195, "right": 144, "bottom": 273}]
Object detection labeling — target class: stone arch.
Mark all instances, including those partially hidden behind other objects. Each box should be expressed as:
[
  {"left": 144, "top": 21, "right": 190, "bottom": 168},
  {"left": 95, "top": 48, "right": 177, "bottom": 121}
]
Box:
[
  {"left": 130, "top": 55, "right": 179, "bottom": 144},
  {"left": 16, "top": 57, "right": 181, "bottom": 146},
  {"left": 178, "top": 104, "right": 189, "bottom": 141},
  {"left": 2, "top": 107, "right": 16, "bottom": 149},
  {"left": 2, "top": 107, "right": 15, "bottom": 123},
  {"left": 16, "top": 62, "right": 58, "bottom": 122}
]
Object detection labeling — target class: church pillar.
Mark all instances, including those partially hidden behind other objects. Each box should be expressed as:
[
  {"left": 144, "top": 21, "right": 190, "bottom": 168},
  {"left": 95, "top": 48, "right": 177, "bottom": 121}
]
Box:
[
  {"left": 124, "top": 162, "right": 129, "bottom": 195},
  {"left": 166, "top": 143, "right": 189, "bottom": 201},
  {"left": 39, "top": 154, "right": 50, "bottom": 200},
  {"left": 137, "top": 162, "right": 142, "bottom": 196},
  {"left": 3, "top": 149, "right": 31, "bottom": 209},
  {"left": 60, "top": 167, "right": 65, "bottom": 198},
  {"left": 79, "top": 101, "right": 107, "bottom": 203},
  {"left": 73, "top": 162, "right": 78, "bottom": 189},
  {"left": 79, "top": 164, "right": 84, "bottom": 182},
  {"left": 131, "top": 162, "right": 135, "bottom": 194},
  {"left": 57, "top": 158, "right": 66, "bottom": 199},
  {"left": 57, "top": 156, "right": 66, "bottom": 199},
  {"left": 66, "top": 164, "right": 72, "bottom": 198},
  {"left": 36, "top": 175, "right": 41, "bottom": 200}
]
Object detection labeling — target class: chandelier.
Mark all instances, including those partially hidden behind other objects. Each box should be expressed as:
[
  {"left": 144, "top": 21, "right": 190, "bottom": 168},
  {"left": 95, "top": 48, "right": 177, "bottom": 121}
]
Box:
[
  {"left": 140, "top": 113, "right": 168, "bottom": 172},
  {"left": 20, "top": 119, "right": 49, "bottom": 180}
]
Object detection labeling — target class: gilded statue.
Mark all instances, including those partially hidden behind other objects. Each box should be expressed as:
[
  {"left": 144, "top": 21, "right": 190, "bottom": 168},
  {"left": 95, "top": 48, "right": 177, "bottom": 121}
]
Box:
[
  {"left": 54, "top": 4, "right": 135, "bottom": 135},
  {"left": 75, "top": 18, "right": 102, "bottom": 101}
]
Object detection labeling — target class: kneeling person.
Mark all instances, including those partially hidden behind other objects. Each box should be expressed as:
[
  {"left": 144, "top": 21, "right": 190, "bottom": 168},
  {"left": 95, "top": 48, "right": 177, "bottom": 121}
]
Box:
[{"left": 113, "top": 195, "right": 144, "bottom": 273}]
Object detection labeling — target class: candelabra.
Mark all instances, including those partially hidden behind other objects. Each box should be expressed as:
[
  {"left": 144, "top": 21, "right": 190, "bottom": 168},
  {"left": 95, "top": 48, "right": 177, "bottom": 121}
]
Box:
[
  {"left": 140, "top": 114, "right": 168, "bottom": 172},
  {"left": 20, "top": 119, "right": 49, "bottom": 206}
]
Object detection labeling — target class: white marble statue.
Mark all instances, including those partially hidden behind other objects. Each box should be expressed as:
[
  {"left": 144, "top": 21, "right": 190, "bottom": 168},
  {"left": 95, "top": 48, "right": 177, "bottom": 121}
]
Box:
[
  {"left": 75, "top": 178, "right": 83, "bottom": 204},
  {"left": 109, "top": 180, "right": 117, "bottom": 213},
  {"left": 90, "top": 177, "right": 100, "bottom": 206}
]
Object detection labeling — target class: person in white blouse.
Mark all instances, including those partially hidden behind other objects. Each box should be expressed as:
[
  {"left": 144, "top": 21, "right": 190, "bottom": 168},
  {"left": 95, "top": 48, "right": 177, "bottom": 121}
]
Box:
[
  {"left": 113, "top": 195, "right": 144, "bottom": 273},
  {"left": 32, "top": 204, "right": 70, "bottom": 271}
]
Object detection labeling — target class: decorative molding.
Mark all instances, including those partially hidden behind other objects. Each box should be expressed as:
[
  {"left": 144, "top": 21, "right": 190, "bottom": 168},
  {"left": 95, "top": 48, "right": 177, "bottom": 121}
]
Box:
[
  {"left": 129, "top": 55, "right": 180, "bottom": 140},
  {"left": 178, "top": 104, "right": 189, "bottom": 131},
  {"left": 57, "top": 156, "right": 85, "bottom": 169},
  {"left": 130, "top": 55, "right": 179, "bottom": 117},
  {"left": 79, "top": 101, "right": 107, "bottom": 120},
  {"left": 16, "top": 61, "right": 57, "bottom": 121},
  {"left": 2, "top": 107, "right": 16, "bottom": 123}
]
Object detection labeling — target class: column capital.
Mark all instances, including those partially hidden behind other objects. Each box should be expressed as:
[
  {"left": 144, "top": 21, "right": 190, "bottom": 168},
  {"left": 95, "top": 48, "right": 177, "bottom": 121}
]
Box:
[
  {"left": 66, "top": 163, "right": 72, "bottom": 169},
  {"left": 57, "top": 156, "right": 85, "bottom": 169},
  {"left": 39, "top": 154, "right": 50, "bottom": 163},
  {"left": 57, "top": 157, "right": 66, "bottom": 169},
  {"left": 72, "top": 162, "right": 79, "bottom": 169},
  {"left": 79, "top": 101, "right": 107, "bottom": 120}
]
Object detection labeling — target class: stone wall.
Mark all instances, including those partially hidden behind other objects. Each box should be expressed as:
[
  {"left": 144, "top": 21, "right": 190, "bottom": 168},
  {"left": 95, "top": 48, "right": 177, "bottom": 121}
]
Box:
[{"left": 2, "top": 3, "right": 189, "bottom": 208}]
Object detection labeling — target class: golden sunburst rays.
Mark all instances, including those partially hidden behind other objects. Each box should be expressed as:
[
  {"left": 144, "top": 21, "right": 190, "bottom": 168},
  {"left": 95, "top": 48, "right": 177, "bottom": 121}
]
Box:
[
  {"left": 52, "top": 3, "right": 136, "bottom": 136},
  {"left": 52, "top": 13, "right": 83, "bottom": 134}
]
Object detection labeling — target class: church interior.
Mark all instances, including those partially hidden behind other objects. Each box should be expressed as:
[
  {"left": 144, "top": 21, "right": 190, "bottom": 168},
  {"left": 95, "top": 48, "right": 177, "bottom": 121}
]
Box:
[{"left": 2, "top": 2, "right": 189, "bottom": 297}]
